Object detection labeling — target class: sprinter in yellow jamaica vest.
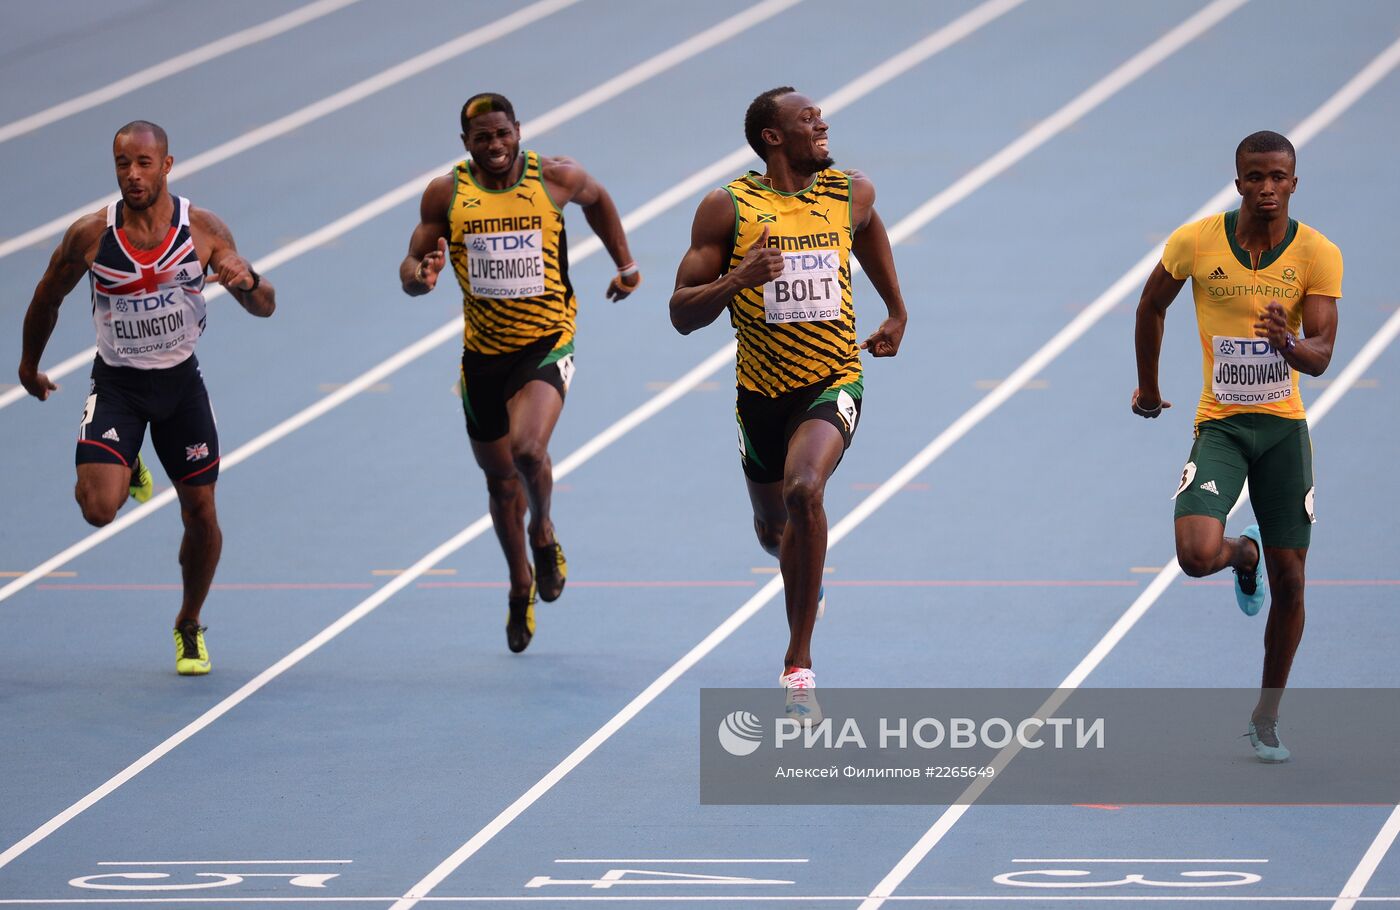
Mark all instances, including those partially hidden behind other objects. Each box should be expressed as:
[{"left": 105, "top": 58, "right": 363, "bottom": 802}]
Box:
[
  {"left": 1132, "top": 131, "right": 1342, "bottom": 762},
  {"left": 400, "top": 93, "right": 640, "bottom": 654},
  {"left": 669, "top": 87, "right": 908, "bottom": 723}
]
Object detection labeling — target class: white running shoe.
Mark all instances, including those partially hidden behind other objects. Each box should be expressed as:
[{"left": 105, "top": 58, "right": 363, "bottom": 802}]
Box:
[{"left": 780, "top": 666, "right": 822, "bottom": 725}]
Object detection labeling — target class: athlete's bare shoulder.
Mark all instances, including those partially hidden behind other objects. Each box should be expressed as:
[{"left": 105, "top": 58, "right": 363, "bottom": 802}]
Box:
[
  {"left": 188, "top": 204, "right": 233, "bottom": 240},
  {"left": 60, "top": 209, "right": 108, "bottom": 266},
  {"left": 539, "top": 154, "right": 586, "bottom": 189},
  {"left": 843, "top": 168, "right": 875, "bottom": 202},
  {"left": 187, "top": 205, "right": 247, "bottom": 271},
  {"left": 691, "top": 188, "right": 735, "bottom": 242}
]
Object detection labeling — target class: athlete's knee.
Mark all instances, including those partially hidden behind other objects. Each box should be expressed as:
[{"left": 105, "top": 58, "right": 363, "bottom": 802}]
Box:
[
  {"left": 753, "top": 516, "right": 783, "bottom": 557},
  {"left": 179, "top": 494, "right": 219, "bottom": 535},
  {"left": 510, "top": 438, "right": 548, "bottom": 475},
  {"left": 75, "top": 487, "right": 118, "bottom": 528},
  {"left": 1175, "top": 538, "right": 1219, "bottom": 578},
  {"left": 782, "top": 472, "right": 825, "bottom": 521},
  {"left": 1270, "top": 558, "right": 1307, "bottom": 602},
  {"left": 484, "top": 470, "right": 520, "bottom": 501}
]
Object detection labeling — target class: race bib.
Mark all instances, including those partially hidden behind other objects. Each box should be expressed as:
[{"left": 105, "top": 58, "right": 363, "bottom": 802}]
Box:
[
  {"left": 1210, "top": 336, "right": 1292, "bottom": 405},
  {"left": 109, "top": 292, "right": 192, "bottom": 356},
  {"left": 763, "top": 249, "right": 841, "bottom": 324},
  {"left": 466, "top": 230, "right": 545, "bottom": 298}
]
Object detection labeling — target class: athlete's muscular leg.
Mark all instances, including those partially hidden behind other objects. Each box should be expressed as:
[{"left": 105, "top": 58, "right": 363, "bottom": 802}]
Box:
[
  {"left": 1254, "top": 546, "right": 1307, "bottom": 720},
  {"left": 506, "top": 380, "right": 565, "bottom": 550},
  {"left": 746, "top": 479, "right": 785, "bottom": 559},
  {"left": 1174, "top": 515, "right": 1260, "bottom": 579},
  {"left": 471, "top": 436, "right": 533, "bottom": 598},
  {"left": 777, "top": 419, "right": 845, "bottom": 671},
  {"left": 173, "top": 481, "right": 221, "bottom": 628},
  {"left": 74, "top": 463, "right": 131, "bottom": 527}
]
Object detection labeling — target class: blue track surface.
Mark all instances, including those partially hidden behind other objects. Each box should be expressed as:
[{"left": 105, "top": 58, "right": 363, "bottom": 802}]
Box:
[{"left": 4, "top": 1, "right": 1400, "bottom": 906}]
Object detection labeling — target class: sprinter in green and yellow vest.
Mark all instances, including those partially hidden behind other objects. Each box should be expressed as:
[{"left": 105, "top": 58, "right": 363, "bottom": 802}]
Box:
[
  {"left": 1132, "top": 130, "right": 1343, "bottom": 762},
  {"left": 669, "top": 87, "right": 908, "bottom": 722},
  {"left": 400, "top": 93, "right": 641, "bottom": 655}
]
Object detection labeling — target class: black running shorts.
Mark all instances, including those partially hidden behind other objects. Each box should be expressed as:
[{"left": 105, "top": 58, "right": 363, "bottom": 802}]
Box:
[{"left": 76, "top": 354, "right": 220, "bottom": 486}]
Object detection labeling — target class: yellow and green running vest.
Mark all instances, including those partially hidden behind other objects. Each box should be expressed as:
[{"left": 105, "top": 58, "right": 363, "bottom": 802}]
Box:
[
  {"left": 448, "top": 150, "right": 576, "bottom": 354},
  {"left": 724, "top": 168, "right": 860, "bottom": 396},
  {"left": 1162, "top": 210, "right": 1343, "bottom": 424}
]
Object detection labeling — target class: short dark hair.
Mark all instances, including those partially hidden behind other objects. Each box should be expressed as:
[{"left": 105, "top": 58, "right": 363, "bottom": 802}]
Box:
[
  {"left": 744, "top": 86, "right": 796, "bottom": 160},
  {"left": 114, "top": 120, "right": 168, "bottom": 155},
  {"left": 461, "top": 93, "right": 515, "bottom": 132},
  {"left": 1236, "top": 130, "right": 1295, "bottom": 168}
]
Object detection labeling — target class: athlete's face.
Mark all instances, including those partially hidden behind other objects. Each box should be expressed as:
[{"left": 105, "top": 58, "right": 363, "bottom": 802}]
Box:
[
  {"left": 1234, "top": 151, "right": 1296, "bottom": 219},
  {"left": 769, "top": 92, "right": 833, "bottom": 172},
  {"left": 112, "top": 130, "right": 171, "bottom": 211},
  {"left": 462, "top": 112, "right": 521, "bottom": 178}
]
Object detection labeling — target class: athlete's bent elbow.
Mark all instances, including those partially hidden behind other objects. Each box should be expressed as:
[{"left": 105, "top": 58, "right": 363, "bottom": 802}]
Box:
[{"left": 669, "top": 302, "right": 695, "bottom": 335}]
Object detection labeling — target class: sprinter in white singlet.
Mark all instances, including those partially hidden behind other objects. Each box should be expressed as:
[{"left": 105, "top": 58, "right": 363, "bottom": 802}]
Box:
[{"left": 17, "top": 121, "right": 276, "bottom": 676}]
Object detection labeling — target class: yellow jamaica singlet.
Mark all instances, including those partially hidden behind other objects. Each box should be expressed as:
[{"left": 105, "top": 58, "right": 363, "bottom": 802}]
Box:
[
  {"left": 724, "top": 169, "right": 860, "bottom": 396},
  {"left": 448, "top": 150, "right": 576, "bottom": 354},
  {"left": 1162, "top": 210, "right": 1343, "bottom": 424}
]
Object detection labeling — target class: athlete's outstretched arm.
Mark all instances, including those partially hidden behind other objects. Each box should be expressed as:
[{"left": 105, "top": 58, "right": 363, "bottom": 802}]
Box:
[
  {"left": 543, "top": 157, "right": 639, "bottom": 301},
  {"left": 18, "top": 215, "right": 103, "bottom": 400},
  {"left": 848, "top": 172, "right": 906, "bottom": 358},
  {"left": 1254, "top": 295, "right": 1337, "bottom": 376},
  {"left": 1132, "top": 262, "right": 1186, "bottom": 417},
  {"left": 669, "top": 189, "right": 782, "bottom": 335},
  {"left": 194, "top": 208, "right": 276, "bottom": 317},
  {"left": 400, "top": 175, "right": 453, "bottom": 297}
]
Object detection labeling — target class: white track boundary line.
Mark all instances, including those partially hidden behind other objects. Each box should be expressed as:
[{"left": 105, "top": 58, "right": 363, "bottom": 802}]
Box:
[
  {"left": 387, "top": 5, "right": 1244, "bottom": 906},
  {"left": 1333, "top": 806, "right": 1400, "bottom": 910},
  {"left": 858, "top": 33, "right": 1400, "bottom": 910},
  {"left": 0, "top": 0, "right": 579, "bottom": 263},
  {"left": 0, "top": 0, "right": 1023, "bottom": 872},
  {"left": 0, "top": 896, "right": 1398, "bottom": 904},
  {"left": 0, "top": 887, "right": 1362, "bottom": 904},
  {"left": 0, "top": 0, "right": 363, "bottom": 145},
  {"left": 0, "top": 0, "right": 807, "bottom": 608}
]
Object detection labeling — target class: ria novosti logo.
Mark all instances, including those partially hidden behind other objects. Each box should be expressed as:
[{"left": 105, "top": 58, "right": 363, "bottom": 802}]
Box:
[{"left": 717, "top": 711, "right": 763, "bottom": 756}]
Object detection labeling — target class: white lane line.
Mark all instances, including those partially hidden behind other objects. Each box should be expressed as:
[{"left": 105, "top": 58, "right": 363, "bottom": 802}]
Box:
[
  {"left": 858, "top": 32, "right": 1400, "bottom": 910},
  {"left": 1333, "top": 805, "right": 1400, "bottom": 910},
  {"left": 0, "top": 0, "right": 804, "bottom": 607},
  {"left": 386, "top": 5, "right": 1243, "bottom": 906},
  {"left": 4, "top": 892, "right": 1398, "bottom": 904},
  {"left": 552, "top": 859, "right": 810, "bottom": 864},
  {"left": 0, "top": 0, "right": 579, "bottom": 263},
  {"left": 0, "top": 0, "right": 1023, "bottom": 878},
  {"left": 1012, "top": 859, "right": 1269, "bottom": 864},
  {"left": 0, "top": 0, "right": 363, "bottom": 145},
  {"left": 95, "top": 860, "right": 352, "bottom": 866}
]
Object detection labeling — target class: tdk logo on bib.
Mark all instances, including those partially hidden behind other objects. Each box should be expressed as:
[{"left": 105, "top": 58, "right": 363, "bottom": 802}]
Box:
[
  {"left": 471, "top": 233, "right": 537, "bottom": 252},
  {"left": 113, "top": 292, "right": 178, "bottom": 314},
  {"left": 1218, "top": 338, "right": 1274, "bottom": 357},
  {"left": 466, "top": 229, "right": 545, "bottom": 299},
  {"left": 786, "top": 252, "right": 837, "bottom": 270}
]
